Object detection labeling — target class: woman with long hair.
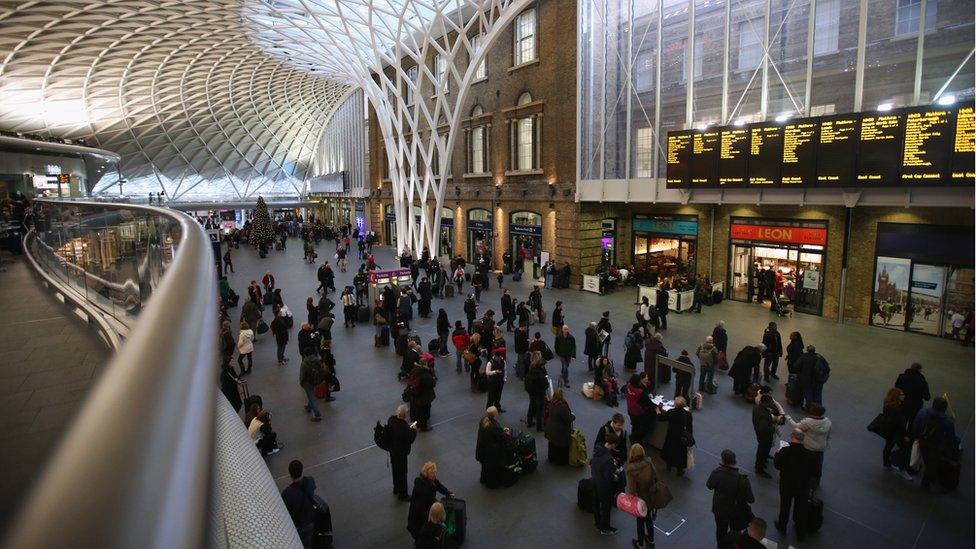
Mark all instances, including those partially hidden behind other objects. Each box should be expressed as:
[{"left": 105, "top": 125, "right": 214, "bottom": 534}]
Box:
[
  {"left": 881, "top": 387, "right": 913, "bottom": 479},
  {"left": 625, "top": 443, "right": 659, "bottom": 548},
  {"left": 544, "top": 389, "right": 575, "bottom": 465}
]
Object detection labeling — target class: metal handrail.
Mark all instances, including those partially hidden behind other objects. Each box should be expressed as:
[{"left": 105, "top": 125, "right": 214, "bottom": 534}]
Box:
[{"left": 6, "top": 199, "right": 217, "bottom": 549}]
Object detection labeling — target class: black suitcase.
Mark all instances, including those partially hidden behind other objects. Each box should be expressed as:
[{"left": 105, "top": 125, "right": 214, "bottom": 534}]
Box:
[
  {"left": 577, "top": 478, "right": 595, "bottom": 513},
  {"left": 444, "top": 284, "right": 455, "bottom": 298},
  {"left": 516, "top": 433, "right": 538, "bottom": 474},
  {"left": 375, "top": 326, "right": 390, "bottom": 347},
  {"left": 310, "top": 494, "right": 333, "bottom": 548},
  {"left": 357, "top": 305, "right": 370, "bottom": 323},
  {"left": 806, "top": 496, "right": 824, "bottom": 533},
  {"left": 939, "top": 457, "right": 961, "bottom": 490},
  {"left": 712, "top": 290, "right": 723, "bottom": 304},
  {"left": 786, "top": 374, "right": 802, "bottom": 406},
  {"left": 441, "top": 497, "right": 467, "bottom": 545},
  {"left": 428, "top": 339, "right": 440, "bottom": 353}
]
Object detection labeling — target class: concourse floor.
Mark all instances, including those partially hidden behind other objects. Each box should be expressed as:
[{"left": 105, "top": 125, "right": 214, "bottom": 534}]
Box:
[
  {"left": 0, "top": 258, "right": 111, "bottom": 536},
  {"left": 224, "top": 241, "right": 973, "bottom": 549}
]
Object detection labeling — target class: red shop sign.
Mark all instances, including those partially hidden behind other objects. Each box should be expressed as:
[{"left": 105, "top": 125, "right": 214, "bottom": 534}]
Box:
[{"left": 730, "top": 223, "right": 827, "bottom": 246}]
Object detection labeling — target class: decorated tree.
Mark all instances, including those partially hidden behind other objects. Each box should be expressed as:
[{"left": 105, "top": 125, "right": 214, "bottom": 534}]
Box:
[{"left": 250, "top": 196, "right": 275, "bottom": 247}]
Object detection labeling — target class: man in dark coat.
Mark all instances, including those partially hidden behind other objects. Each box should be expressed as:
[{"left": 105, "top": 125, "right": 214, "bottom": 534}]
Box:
[
  {"left": 642, "top": 332, "right": 667, "bottom": 389},
  {"left": 706, "top": 449, "right": 755, "bottom": 544},
  {"left": 895, "top": 363, "right": 931, "bottom": 431},
  {"left": 386, "top": 404, "right": 418, "bottom": 501},
  {"left": 711, "top": 320, "right": 728, "bottom": 355},
  {"left": 584, "top": 323, "right": 602, "bottom": 372},
  {"left": 591, "top": 432, "right": 619, "bottom": 535},
  {"left": 408, "top": 364, "right": 436, "bottom": 431},
  {"left": 796, "top": 345, "right": 830, "bottom": 409},
  {"left": 761, "top": 322, "right": 783, "bottom": 382},
  {"left": 752, "top": 395, "right": 777, "bottom": 477},
  {"left": 281, "top": 460, "right": 318, "bottom": 546},
  {"left": 597, "top": 311, "right": 613, "bottom": 358},
  {"left": 774, "top": 429, "right": 813, "bottom": 539},
  {"left": 731, "top": 345, "right": 762, "bottom": 395},
  {"left": 655, "top": 287, "right": 669, "bottom": 330}
]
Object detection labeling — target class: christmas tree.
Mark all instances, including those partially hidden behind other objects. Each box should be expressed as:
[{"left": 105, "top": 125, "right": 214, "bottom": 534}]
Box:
[{"left": 250, "top": 196, "right": 275, "bottom": 246}]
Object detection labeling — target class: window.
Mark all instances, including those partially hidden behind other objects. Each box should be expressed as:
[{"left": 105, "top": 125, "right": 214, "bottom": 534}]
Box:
[
  {"left": 471, "top": 127, "right": 485, "bottom": 173},
  {"left": 635, "top": 51, "right": 654, "bottom": 91},
  {"left": 895, "top": 0, "right": 937, "bottom": 36},
  {"left": 737, "top": 20, "right": 763, "bottom": 71},
  {"left": 435, "top": 55, "right": 448, "bottom": 93},
  {"left": 635, "top": 127, "right": 653, "bottom": 178},
  {"left": 405, "top": 66, "right": 417, "bottom": 105},
  {"left": 693, "top": 37, "right": 703, "bottom": 80},
  {"left": 512, "top": 92, "right": 538, "bottom": 171},
  {"left": 471, "top": 34, "right": 487, "bottom": 80},
  {"left": 813, "top": 0, "right": 840, "bottom": 56},
  {"left": 514, "top": 8, "right": 537, "bottom": 65}
]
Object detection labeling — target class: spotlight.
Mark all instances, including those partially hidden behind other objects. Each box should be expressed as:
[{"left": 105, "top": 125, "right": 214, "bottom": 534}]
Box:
[
  {"left": 877, "top": 103, "right": 894, "bottom": 112},
  {"left": 937, "top": 94, "right": 956, "bottom": 106}
]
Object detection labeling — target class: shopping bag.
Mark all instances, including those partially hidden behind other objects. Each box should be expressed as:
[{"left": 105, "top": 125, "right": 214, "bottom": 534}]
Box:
[
  {"left": 909, "top": 440, "right": 922, "bottom": 469},
  {"left": 686, "top": 448, "right": 695, "bottom": 470},
  {"left": 615, "top": 493, "right": 648, "bottom": 518}
]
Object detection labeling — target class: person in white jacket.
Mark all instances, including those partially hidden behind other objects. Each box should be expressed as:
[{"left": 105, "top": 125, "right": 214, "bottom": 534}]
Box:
[
  {"left": 237, "top": 321, "right": 255, "bottom": 375},
  {"left": 788, "top": 402, "right": 831, "bottom": 490}
]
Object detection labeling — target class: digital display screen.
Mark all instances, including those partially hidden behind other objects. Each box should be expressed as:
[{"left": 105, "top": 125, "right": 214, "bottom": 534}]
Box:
[{"left": 663, "top": 102, "right": 973, "bottom": 188}]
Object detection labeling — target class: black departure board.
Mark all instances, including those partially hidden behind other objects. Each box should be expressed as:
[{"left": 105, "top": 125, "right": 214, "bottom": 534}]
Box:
[
  {"left": 664, "top": 102, "right": 974, "bottom": 188},
  {"left": 950, "top": 105, "right": 975, "bottom": 184},
  {"left": 857, "top": 112, "right": 906, "bottom": 185},
  {"left": 718, "top": 128, "right": 749, "bottom": 186},
  {"left": 817, "top": 114, "right": 859, "bottom": 186},
  {"left": 665, "top": 131, "right": 693, "bottom": 188},
  {"left": 747, "top": 123, "right": 783, "bottom": 186},
  {"left": 901, "top": 106, "right": 954, "bottom": 184},
  {"left": 690, "top": 130, "right": 720, "bottom": 187},
  {"left": 781, "top": 120, "right": 819, "bottom": 186}
]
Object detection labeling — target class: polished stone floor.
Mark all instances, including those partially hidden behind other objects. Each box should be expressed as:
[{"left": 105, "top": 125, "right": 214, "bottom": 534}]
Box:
[
  {"left": 224, "top": 240, "right": 973, "bottom": 549},
  {"left": 0, "top": 259, "right": 110, "bottom": 536}
]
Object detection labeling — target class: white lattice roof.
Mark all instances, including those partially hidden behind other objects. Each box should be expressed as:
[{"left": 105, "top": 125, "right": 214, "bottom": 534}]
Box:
[{"left": 0, "top": 1, "right": 350, "bottom": 200}]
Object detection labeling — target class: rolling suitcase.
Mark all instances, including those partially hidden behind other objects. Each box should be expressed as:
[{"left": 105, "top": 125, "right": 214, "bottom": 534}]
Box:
[
  {"left": 939, "top": 456, "right": 961, "bottom": 490},
  {"left": 785, "top": 374, "right": 802, "bottom": 406},
  {"left": 357, "top": 305, "right": 370, "bottom": 323},
  {"left": 577, "top": 478, "right": 595, "bottom": 513},
  {"left": 444, "top": 284, "right": 455, "bottom": 298},
  {"left": 310, "top": 494, "right": 334, "bottom": 548},
  {"left": 441, "top": 497, "right": 467, "bottom": 545}
]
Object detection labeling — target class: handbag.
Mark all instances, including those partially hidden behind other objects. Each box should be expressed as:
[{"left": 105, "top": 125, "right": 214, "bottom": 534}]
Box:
[
  {"left": 463, "top": 349, "right": 477, "bottom": 363},
  {"left": 686, "top": 447, "right": 695, "bottom": 470},
  {"left": 256, "top": 320, "right": 269, "bottom": 334},
  {"left": 867, "top": 413, "right": 888, "bottom": 438},
  {"left": 541, "top": 344, "right": 555, "bottom": 362},
  {"left": 615, "top": 493, "right": 648, "bottom": 518},
  {"left": 648, "top": 478, "right": 673, "bottom": 510}
]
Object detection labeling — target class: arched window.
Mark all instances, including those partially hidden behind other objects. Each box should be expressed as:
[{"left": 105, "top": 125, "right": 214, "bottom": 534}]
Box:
[{"left": 466, "top": 105, "right": 490, "bottom": 174}]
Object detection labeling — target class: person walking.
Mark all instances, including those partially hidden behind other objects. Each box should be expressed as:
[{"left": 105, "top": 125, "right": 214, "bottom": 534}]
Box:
[
  {"left": 598, "top": 311, "right": 613, "bottom": 359},
  {"left": 464, "top": 294, "right": 477, "bottom": 332},
  {"left": 761, "top": 322, "right": 783, "bottom": 382},
  {"left": 298, "top": 354, "right": 324, "bottom": 421},
  {"left": 788, "top": 403, "right": 832, "bottom": 490},
  {"left": 625, "top": 443, "right": 659, "bottom": 548},
  {"left": 895, "top": 363, "right": 930, "bottom": 431},
  {"left": 485, "top": 353, "right": 507, "bottom": 413},
  {"left": 752, "top": 395, "right": 778, "bottom": 478},
  {"left": 552, "top": 301, "right": 566, "bottom": 334},
  {"left": 554, "top": 324, "right": 577, "bottom": 388},
  {"left": 451, "top": 321, "right": 471, "bottom": 374},
  {"left": 222, "top": 249, "right": 234, "bottom": 273},
  {"left": 386, "top": 404, "right": 419, "bottom": 501},
  {"left": 774, "top": 429, "right": 813, "bottom": 540},
  {"left": 501, "top": 289, "right": 515, "bottom": 331},
  {"left": 655, "top": 287, "right": 669, "bottom": 330},
  {"left": 696, "top": 336, "right": 718, "bottom": 394},
  {"left": 281, "top": 460, "right": 318, "bottom": 547},
  {"left": 544, "top": 389, "right": 574, "bottom": 465},
  {"left": 796, "top": 345, "right": 830, "bottom": 410},
  {"left": 706, "top": 449, "right": 755, "bottom": 544},
  {"left": 879, "top": 388, "right": 913, "bottom": 479},
  {"left": 236, "top": 321, "right": 255, "bottom": 375},
  {"left": 341, "top": 287, "right": 357, "bottom": 327},
  {"left": 407, "top": 461, "right": 454, "bottom": 540},
  {"left": 435, "top": 309, "right": 451, "bottom": 357},
  {"left": 660, "top": 396, "right": 693, "bottom": 476},
  {"left": 592, "top": 432, "right": 620, "bottom": 536},
  {"left": 523, "top": 351, "right": 548, "bottom": 431},
  {"left": 271, "top": 310, "right": 290, "bottom": 366},
  {"left": 785, "top": 331, "right": 804, "bottom": 373},
  {"left": 674, "top": 350, "right": 694, "bottom": 400},
  {"left": 513, "top": 322, "right": 530, "bottom": 378}
]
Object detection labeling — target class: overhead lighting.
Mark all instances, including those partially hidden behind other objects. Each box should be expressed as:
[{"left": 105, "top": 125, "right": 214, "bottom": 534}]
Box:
[
  {"left": 877, "top": 103, "right": 894, "bottom": 112},
  {"left": 733, "top": 118, "right": 748, "bottom": 127},
  {"left": 937, "top": 94, "right": 956, "bottom": 106},
  {"left": 774, "top": 113, "right": 792, "bottom": 123},
  {"left": 696, "top": 123, "right": 710, "bottom": 131}
]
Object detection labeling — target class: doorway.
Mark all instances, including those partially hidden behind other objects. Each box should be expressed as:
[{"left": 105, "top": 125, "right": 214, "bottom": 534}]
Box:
[{"left": 467, "top": 208, "right": 493, "bottom": 262}]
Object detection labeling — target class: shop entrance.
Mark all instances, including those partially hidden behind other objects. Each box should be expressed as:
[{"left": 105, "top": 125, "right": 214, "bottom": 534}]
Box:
[
  {"left": 439, "top": 207, "right": 455, "bottom": 258},
  {"left": 384, "top": 204, "right": 396, "bottom": 249},
  {"left": 727, "top": 218, "right": 828, "bottom": 316},
  {"left": 631, "top": 215, "right": 699, "bottom": 286},
  {"left": 467, "top": 208, "right": 493, "bottom": 263},
  {"left": 510, "top": 211, "right": 543, "bottom": 278}
]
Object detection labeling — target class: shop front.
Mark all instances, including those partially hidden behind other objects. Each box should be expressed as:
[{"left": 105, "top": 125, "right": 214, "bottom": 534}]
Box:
[
  {"left": 728, "top": 218, "right": 827, "bottom": 316},
  {"left": 439, "top": 207, "right": 454, "bottom": 257},
  {"left": 871, "top": 223, "right": 974, "bottom": 338},
  {"left": 384, "top": 204, "right": 396, "bottom": 248},
  {"left": 510, "top": 211, "right": 543, "bottom": 278},
  {"left": 467, "top": 208, "right": 493, "bottom": 262},
  {"left": 631, "top": 215, "right": 698, "bottom": 286},
  {"left": 601, "top": 218, "right": 616, "bottom": 267},
  {"left": 354, "top": 201, "right": 366, "bottom": 232}
]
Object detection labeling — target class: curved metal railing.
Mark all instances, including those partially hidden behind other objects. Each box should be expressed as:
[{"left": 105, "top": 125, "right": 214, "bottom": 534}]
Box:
[{"left": 6, "top": 199, "right": 218, "bottom": 548}]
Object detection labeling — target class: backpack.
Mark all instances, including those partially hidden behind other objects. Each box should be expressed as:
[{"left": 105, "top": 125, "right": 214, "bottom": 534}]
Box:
[
  {"left": 540, "top": 343, "right": 555, "bottom": 362},
  {"left": 625, "top": 332, "right": 638, "bottom": 351},
  {"left": 814, "top": 355, "right": 830, "bottom": 384},
  {"left": 373, "top": 421, "right": 389, "bottom": 451}
]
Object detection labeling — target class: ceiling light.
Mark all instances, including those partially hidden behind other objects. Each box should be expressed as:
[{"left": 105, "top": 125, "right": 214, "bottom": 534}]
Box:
[
  {"left": 774, "top": 113, "right": 792, "bottom": 123},
  {"left": 937, "top": 94, "right": 956, "bottom": 106},
  {"left": 877, "top": 103, "right": 894, "bottom": 112},
  {"left": 696, "top": 123, "right": 709, "bottom": 131},
  {"left": 733, "top": 118, "right": 748, "bottom": 127}
]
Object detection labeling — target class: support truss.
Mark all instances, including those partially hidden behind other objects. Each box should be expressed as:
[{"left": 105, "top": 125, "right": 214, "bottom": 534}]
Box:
[{"left": 245, "top": 0, "right": 533, "bottom": 256}]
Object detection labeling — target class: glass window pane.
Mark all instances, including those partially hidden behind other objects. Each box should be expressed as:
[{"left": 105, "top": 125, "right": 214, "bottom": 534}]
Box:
[
  {"left": 658, "top": 4, "right": 690, "bottom": 175},
  {"left": 728, "top": 1, "right": 766, "bottom": 124},
  {"left": 863, "top": 0, "right": 918, "bottom": 109},
  {"left": 518, "top": 117, "right": 534, "bottom": 170},
  {"left": 814, "top": 0, "right": 840, "bottom": 56},
  {"left": 630, "top": 1, "right": 658, "bottom": 180},
  {"left": 472, "top": 127, "right": 484, "bottom": 173},
  {"left": 809, "top": 0, "right": 858, "bottom": 114},
  {"left": 767, "top": 0, "right": 810, "bottom": 117},
  {"left": 693, "top": 2, "right": 725, "bottom": 124},
  {"left": 920, "top": 0, "right": 974, "bottom": 103},
  {"left": 635, "top": 127, "right": 654, "bottom": 178}
]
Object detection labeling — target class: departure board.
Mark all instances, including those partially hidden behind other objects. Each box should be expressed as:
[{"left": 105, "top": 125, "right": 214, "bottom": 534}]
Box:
[
  {"left": 663, "top": 102, "right": 974, "bottom": 188},
  {"left": 665, "top": 131, "right": 693, "bottom": 188},
  {"left": 857, "top": 112, "right": 905, "bottom": 185},
  {"left": 690, "top": 130, "right": 720, "bottom": 187},
  {"left": 781, "top": 120, "right": 819, "bottom": 186},
  {"left": 747, "top": 123, "right": 783, "bottom": 186},
  {"left": 901, "top": 106, "right": 954, "bottom": 184},
  {"left": 718, "top": 128, "right": 749, "bottom": 186},
  {"left": 817, "top": 114, "right": 859, "bottom": 186},
  {"left": 950, "top": 105, "right": 975, "bottom": 184}
]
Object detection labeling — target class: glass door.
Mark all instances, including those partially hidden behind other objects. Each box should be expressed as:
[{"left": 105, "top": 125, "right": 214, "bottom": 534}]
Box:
[
  {"left": 730, "top": 244, "right": 753, "bottom": 302},
  {"left": 944, "top": 267, "right": 974, "bottom": 339},
  {"left": 905, "top": 264, "right": 946, "bottom": 335},
  {"left": 795, "top": 249, "right": 824, "bottom": 315}
]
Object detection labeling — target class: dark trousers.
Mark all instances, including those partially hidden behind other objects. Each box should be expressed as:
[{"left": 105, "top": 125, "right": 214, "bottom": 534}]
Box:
[
  {"left": 636, "top": 512, "right": 655, "bottom": 546},
  {"left": 276, "top": 341, "right": 287, "bottom": 363},
  {"left": 391, "top": 452, "right": 408, "bottom": 496},
  {"left": 778, "top": 490, "right": 807, "bottom": 534},
  {"left": 659, "top": 312, "right": 668, "bottom": 329},
  {"left": 763, "top": 356, "right": 779, "bottom": 379},
  {"left": 410, "top": 403, "right": 431, "bottom": 429},
  {"left": 486, "top": 381, "right": 504, "bottom": 410},
  {"left": 527, "top": 394, "right": 545, "bottom": 428},
  {"left": 675, "top": 375, "right": 691, "bottom": 400},
  {"left": 593, "top": 489, "right": 613, "bottom": 530},
  {"left": 756, "top": 438, "right": 773, "bottom": 472},
  {"left": 883, "top": 436, "right": 909, "bottom": 468},
  {"left": 237, "top": 352, "right": 253, "bottom": 374},
  {"left": 714, "top": 514, "right": 732, "bottom": 544},
  {"left": 630, "top": 414, "right": 646, "bottom": 446}
]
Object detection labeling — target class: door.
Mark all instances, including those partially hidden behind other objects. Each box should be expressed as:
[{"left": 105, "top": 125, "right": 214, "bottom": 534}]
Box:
[
  {"left": 905, "top": 263, "right": 946, "bottom": 335},
  {"left": 730, "top": 244, "right": 753, "bottom": 301},
  {"left": 945, "top": 267, "right": 975, "bottom": 339}
]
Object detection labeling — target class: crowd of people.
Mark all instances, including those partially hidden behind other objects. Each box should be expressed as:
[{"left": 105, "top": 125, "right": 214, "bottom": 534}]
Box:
[{"left": 211, "top": 222, "right": 963, "bottom": 549}]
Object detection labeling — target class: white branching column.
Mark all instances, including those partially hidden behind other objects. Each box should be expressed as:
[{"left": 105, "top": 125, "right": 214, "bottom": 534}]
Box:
[{"left": 245, "top": 0, "right": 532, "bottom": 256}]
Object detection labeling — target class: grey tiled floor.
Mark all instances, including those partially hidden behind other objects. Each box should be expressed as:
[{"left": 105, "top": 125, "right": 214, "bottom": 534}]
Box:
[
  {"left": 0, "top": 258, "right": 110, "bottom": 536},
  {"left": 227, "top": 241, "right": 972, "bottom": 548}
]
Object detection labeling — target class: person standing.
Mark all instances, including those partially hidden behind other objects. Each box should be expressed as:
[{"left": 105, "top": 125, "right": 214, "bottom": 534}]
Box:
[
  {"left": 730, "top": 344, "right": 762, "bottom": 395},
  {"left": 222, "top": 248, "right": 234, "bottom": 273},
  {"left": 220, "top": 319, "right": 236, "bottom": 366},
  {"left": 591, "top": 431, "right": 620, "bottom": 536},
  {"left": 220, "top": 361, "right": 243, "bottom": 413},
  {"left": 660, "top": 396, "right": 693, "bottom": 476},
  {"left": 706, "top": 449, "right": 755, "bottom": 544},
  {"left": 584, "top": 323, "right": 602, "bottom": 373},
  {"left": 514, "top": 322, "right": 530, "bottom": 378},
  {"left": 554, "top": 324, "right": 577, "bottom": 388},
  {"left": 386, "top": 404, "right": 418, "bottom": 501},
  {"left": 236, "top": 321, "right": 255, "bottom": 375},
  {"left": 341, "top": 287, "right": 357, "bottom": 327},
  {"left": 298, "top": 355, "right": 324, "bottom": 422},
  {"left": 674, "top": 350, "right": 694, "bottom": 400},
  {"left": 271, "top": 310, "right": 290, "bottom": 366},
  {"left": 485, "top": 353, "right": 507, "bottom": 413},
  {"left": 788, "top": 403, "right": 832, "bottom": 490},
  {"left": 523, "top": 352, "right": 548, "bottom": 431},
  {"left": 696, "top": 336, "right": 718, "bottom": 394},
  {"left": 545, "top": 389, "right": 574, "bottom": 465},
  {"left": 785, "top": 331, "right": 804, "bottom": 373},
  {"left": 597, "top": 311, "right": 613, "bottom": 359},
  {"left": 464, "top": 294, "right": 477, "bottom": 332},
  {"left": 895, "top": 363, "right": 930, "bottom": 431},
  {"left": 623, "top": 323, "right": 645, "bottom": 371},
  {"left": 796, "top": 345, "right": 830, "bottom": 410},
  {"left": 624, "top": 374, "right": 654, "bottom": 446},
  {"left": 407, "top": 462, "right": 454, "bottom": 540},
  {"left": 643, "top": 332, "right": 667, "bottom": 388},
  {"left": 880, "top": 388, "right": 913, "bottom": 479},
  {"left": 912, "top": 397, "right": 957, "bottom": 490},
  {"left": 451, "top": 321, "right": 471, "bottom": 373},
  {"left": 624, "top": 443, "right": 659, "bottom": 548},
  {"left": 655, "top": 287, "right": 669, "bottom": 330},
  {"left": 761, "top": 322, "right": 783, "bottom": 382},
  {"left": 501, "top": 289, "right": 515, "bottom": 331},
  {"left": 280, "top": 460, "right": 318, "bottom": 547},
  {"left": 436, "top": 309, "right": 451, "bottom": 357},
  {"left": 409, "top": 362, "right": 437, "bottom": 431},
  {"left": 552, "top": 301, "right": 565, "bottom": 334},
  {"left": 752, "top": 395, "right": 777, "bottom": 478},
  {"left": 774, "top": 429, "right": 813, "bottom": 539},
  {"left": 712, "top": 320, "right": 728, "bottom": 368}
]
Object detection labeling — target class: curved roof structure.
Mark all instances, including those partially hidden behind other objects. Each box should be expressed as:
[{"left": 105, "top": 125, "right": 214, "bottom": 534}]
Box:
[{"left": 0, "top": 0, "right": 350, "bottom": 200}]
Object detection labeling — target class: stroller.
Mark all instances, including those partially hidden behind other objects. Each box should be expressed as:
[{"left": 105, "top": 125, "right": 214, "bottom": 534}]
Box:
[{"left": 772, "top": 293, "right": 792, "bottom": 318}]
